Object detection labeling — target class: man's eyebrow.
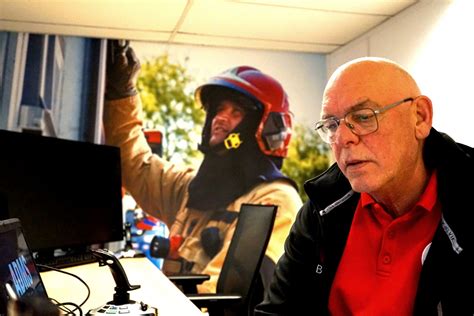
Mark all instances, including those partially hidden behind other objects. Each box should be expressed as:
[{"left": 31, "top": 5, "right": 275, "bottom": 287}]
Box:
[
  {"left": 321, "top": 98, "right": 372, "bottom": 119},
  {"left": 351, "top": 99, "right": 375, "bottom": 110}
]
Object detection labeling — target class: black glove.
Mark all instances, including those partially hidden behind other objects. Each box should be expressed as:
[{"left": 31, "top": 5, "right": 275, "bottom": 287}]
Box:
[
  {"left": 150, "top": 235, "right": 184, "bottom": 259},
  {"left": 105, "top": 40, "right": 141, "bottom": 100},
  {"left": 200, "top": 226, "right": 222, "bottom": 258},
  {"left": 150, "top": 236, "right": 171, "bottom": 258}
]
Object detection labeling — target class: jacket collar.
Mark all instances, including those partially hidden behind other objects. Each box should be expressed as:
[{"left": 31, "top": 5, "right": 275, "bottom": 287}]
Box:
[{"left": 304, "top": 128, "right": 472, "bottom": 255}]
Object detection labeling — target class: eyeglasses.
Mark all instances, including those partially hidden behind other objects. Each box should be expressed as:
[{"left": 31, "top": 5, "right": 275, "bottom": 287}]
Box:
[{"left": 315, "top": 97, "right": 414, "bottom": 144}]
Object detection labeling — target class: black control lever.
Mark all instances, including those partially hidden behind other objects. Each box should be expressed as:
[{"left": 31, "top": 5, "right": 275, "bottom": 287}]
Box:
[
  {"left": 90, "top": 248, "right": 139, "bottom": 305},
  {"left": 87, "top": 249, "right": 158, "bottom": 315}
]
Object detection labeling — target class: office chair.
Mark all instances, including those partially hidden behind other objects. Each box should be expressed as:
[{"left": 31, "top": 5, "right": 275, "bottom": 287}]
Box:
[{"left": 168, "top": 203, "right": 278, "bottom": 316}]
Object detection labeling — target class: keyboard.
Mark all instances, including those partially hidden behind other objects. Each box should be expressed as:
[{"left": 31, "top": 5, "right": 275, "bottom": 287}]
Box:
[{"left": 36, "top": 251, "right": 97, "bottom": 271}]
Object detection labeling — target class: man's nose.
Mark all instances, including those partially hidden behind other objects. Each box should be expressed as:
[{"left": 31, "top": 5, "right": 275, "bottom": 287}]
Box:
[{"left": 333, "top": 121, "right": 359, "bottom": 147}]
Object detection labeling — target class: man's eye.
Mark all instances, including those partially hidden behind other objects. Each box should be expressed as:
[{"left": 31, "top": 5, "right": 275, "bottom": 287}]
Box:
[
  {"left": 232, "top": 110, "right": 244, "bottom": 118},
  {"left": 352, "top": 112, "right": 374, "bottom": 123},
  {"left": 324, "top": 121, "right": 338, "bottom": 132}
]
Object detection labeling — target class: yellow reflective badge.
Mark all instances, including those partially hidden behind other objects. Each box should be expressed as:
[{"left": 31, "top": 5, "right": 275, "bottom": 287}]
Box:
[{"left": 224, "top": 133, "right": 243, "bottom": 149}]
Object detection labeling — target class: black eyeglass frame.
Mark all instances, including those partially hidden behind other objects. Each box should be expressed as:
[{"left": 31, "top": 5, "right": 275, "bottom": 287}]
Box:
[{"left": 315, "top": 97, "right": 415, "bottom": 144}]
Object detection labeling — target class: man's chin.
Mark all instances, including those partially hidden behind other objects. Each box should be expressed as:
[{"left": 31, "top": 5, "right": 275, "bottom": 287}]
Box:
[
  {"left": 347, "top": 177, "right": 374, "bottom": 194},
  {"left": 208, "top": 139, "right": 219, "bottom": 147},
  {"left": 209, "top": 135, "right": 225, "bottom": 147}
]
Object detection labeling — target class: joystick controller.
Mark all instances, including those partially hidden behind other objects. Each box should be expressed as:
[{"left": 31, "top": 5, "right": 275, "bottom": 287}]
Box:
[{"left": 86, "top": 249, "right": 158, "bottom": 315}]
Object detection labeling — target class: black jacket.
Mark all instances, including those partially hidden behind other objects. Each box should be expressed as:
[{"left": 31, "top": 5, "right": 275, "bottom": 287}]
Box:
[{"left": 255, "top": 128, "right": 473, "bottom": 315}]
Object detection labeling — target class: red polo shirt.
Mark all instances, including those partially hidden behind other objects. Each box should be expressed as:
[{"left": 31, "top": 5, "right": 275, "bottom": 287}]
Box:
[{"left": 328, "top": 172, "right": 441, "bottom": 315}]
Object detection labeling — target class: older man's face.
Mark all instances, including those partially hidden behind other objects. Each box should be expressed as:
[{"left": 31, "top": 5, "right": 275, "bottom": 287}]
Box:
[{"left": 322, "top": 61, "right": 422, "bottom": 196}]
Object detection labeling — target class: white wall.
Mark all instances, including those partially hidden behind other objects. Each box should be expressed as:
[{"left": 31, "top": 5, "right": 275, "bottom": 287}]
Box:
[
  {"left": 131, "top": 41, "right": 327, "bottom": 128},
  {"left": 327, "top": 0, "right": 474, "bottom": 146}
]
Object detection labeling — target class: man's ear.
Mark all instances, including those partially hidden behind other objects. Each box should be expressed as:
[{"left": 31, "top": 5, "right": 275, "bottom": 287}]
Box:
[{"left": 414, "top": 95, "right": 433, "bottom": 140}]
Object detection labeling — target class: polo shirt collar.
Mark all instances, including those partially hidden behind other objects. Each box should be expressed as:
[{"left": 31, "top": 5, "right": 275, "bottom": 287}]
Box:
[{"left": 360, "top": 171, "right": 438, "bottom": 214}]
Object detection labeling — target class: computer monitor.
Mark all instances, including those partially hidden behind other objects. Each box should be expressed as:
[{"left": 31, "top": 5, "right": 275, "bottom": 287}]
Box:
[{"left": 0, "top": 129, "right": 124, "bottom": 257}]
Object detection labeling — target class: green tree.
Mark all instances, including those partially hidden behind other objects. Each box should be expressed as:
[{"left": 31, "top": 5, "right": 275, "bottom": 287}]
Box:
[
  {"left": 282, "top": 124, "right": 331, "bottom": 202},
  {"left": 137, "top": 54, "right": 205, "bottom": 164}
]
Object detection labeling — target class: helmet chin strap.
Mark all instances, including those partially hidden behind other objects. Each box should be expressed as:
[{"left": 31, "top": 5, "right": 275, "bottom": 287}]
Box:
[
  {"left": 199, "top": 133, "right": 243, "bottom": 156},
  {"left": 223, "top": 133, "right": 243, "bottom": 150}
]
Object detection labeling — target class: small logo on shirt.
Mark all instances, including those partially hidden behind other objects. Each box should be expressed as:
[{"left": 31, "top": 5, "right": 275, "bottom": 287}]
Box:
[{"left": 315, "top": 264, "right": 323, "bottom": 274}]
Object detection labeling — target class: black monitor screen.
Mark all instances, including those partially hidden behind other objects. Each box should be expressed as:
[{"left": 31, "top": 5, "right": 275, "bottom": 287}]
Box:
[{"left": 0, "top": 129, "right": 124, "bottom": 253}]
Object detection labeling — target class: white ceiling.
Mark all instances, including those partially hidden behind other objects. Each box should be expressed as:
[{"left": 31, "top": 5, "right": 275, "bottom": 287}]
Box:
[{"left": 0, "top": 0, "right": 418, "bottom": 53}]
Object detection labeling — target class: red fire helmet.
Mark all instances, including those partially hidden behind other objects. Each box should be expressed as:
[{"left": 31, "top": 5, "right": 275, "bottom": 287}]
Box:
[{"left": 195, "top": 66, "right": 293, "bottom": 158}]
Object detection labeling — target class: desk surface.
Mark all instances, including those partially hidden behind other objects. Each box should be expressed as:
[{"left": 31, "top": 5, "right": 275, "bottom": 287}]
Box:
[{"left": 40, "top": 257, "right": 202, "bottom": 316}]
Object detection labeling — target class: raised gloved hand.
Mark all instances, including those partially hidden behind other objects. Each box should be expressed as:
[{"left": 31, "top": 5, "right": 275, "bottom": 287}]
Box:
[{"left": 105, "top": 40, "right": 141, "bottom": 100}]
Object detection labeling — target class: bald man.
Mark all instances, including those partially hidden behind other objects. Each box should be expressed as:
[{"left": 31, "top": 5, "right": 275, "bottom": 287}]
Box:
[{"left": 255, "top": 57, "right": 474, "bottom": 315}]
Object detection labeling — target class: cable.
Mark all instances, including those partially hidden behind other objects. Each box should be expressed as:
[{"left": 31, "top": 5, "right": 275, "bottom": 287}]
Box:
[
  {"left": 37, "top": 263, "right": 90, "bottom": 315},
  {"left": 50, "top": 298, "right": 73, "bottom": 314},
  {"left": 56, "top": 302, "right": 83, "bottom": 316},
  {"left": 50, "top": 298, "right": 81, "bottom": 315}
]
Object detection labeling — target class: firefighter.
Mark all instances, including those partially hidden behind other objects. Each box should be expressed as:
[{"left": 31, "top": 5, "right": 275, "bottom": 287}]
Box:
[{"left": 103, "top": 43, "right": 302, "bottom": 294}]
